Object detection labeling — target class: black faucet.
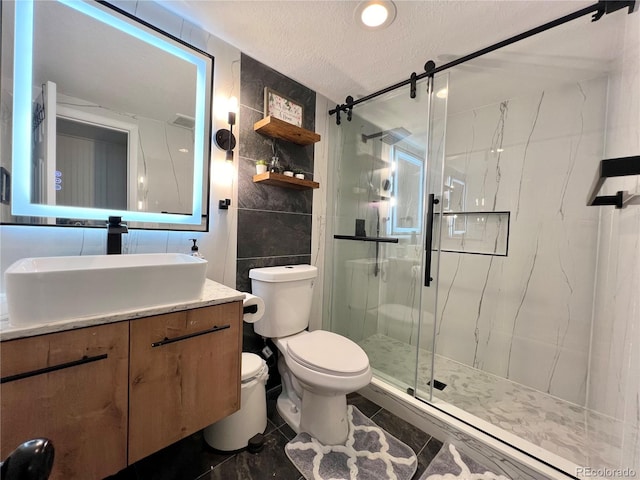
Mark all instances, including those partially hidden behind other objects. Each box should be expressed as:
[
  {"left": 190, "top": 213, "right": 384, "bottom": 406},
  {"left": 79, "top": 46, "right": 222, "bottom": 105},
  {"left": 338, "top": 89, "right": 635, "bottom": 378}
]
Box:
[{"left": 106, "top": 216, "right": 128, "bottom": 255}]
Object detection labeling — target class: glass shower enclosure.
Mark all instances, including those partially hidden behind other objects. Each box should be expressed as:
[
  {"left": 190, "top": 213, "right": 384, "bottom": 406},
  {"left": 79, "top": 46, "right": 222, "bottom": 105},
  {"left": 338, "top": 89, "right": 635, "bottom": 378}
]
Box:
[
  {"left": 325, "top": 6, "right": 638, "bottom": 477},
  {"left": 327, "top": 74, "right": 446, "bottom": 399}
]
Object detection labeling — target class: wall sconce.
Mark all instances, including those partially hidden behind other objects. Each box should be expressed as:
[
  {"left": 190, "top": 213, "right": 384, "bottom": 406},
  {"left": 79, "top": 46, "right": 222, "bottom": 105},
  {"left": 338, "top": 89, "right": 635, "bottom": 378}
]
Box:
[{"left": 214, "top": 96, "right": 238, "bottom": 162}]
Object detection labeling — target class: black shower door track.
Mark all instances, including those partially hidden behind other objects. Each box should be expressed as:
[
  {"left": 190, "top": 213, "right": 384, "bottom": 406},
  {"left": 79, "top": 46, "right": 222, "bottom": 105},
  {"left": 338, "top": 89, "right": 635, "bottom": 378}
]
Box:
[{"left": 328, "top": 0, "right": 635, "bottom": 122}]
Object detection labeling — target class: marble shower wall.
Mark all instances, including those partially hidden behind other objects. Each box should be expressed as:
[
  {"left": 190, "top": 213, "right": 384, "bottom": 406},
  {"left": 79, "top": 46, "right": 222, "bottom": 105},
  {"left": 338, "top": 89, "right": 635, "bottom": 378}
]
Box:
[
  {"left": 329, "top": 114, "right": 387, "bottom": 341},
  {"left": 327, "top": 110, "right": 424, "bottom": 345},
  {"left": 434, "top": 76, "right": 608, "bottom": 406},
  {"left": 588, "top": 8, "right": 640, "bottom": 472}
]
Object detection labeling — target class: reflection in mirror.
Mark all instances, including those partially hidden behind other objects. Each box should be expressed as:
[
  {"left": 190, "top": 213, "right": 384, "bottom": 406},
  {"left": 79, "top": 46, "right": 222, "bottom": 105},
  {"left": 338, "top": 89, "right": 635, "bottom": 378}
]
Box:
[
  {"left": 1, "top": 0, "right": 213, "bottom": 230},
  {"left": 443, "top": 172, "right": 467, "bottom": 235},
  {"left": 55, "top": 116, "right": 128, "bottom": 210},
  {"left": 391, "top": 148, "right": 424, "bottom": 234}
]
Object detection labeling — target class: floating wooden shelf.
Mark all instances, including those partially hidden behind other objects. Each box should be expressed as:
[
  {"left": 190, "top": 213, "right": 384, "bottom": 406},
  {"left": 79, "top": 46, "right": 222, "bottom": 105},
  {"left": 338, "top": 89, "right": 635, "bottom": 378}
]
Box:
[
  {"left": 253, "top": 172, "right": 319, "bottom": 190},
  {"left": 253, "top": 116, "right": 321, "bottom": 146}
]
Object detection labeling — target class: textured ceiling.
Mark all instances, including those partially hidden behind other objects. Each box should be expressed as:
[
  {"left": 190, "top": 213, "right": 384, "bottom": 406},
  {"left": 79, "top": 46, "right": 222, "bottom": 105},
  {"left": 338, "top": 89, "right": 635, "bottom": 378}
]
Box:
[{"left": 163, "top": 0, "right": 596, "bottom": 104}]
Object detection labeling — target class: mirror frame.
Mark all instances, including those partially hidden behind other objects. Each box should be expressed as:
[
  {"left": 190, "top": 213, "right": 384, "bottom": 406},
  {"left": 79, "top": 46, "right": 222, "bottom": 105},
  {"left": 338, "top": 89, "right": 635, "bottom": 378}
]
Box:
[{"left": 7, "top": 0, "right": 213, "bottom": 230}]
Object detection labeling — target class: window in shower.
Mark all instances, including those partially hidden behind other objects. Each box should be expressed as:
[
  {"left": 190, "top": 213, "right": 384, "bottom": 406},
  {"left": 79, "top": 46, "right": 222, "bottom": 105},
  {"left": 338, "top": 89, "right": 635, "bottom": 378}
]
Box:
[
  {"left": 391, "top": 147, "right": 424, "bottom": 235},
  {"left": 443, "top": 173, "right": 467, "bottom": 236}
]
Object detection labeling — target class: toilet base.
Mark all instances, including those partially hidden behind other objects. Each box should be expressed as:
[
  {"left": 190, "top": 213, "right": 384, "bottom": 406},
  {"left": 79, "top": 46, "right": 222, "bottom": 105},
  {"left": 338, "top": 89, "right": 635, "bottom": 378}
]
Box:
[
  {"left": 301, "top": 390, "right": 349, "bottom": 445},
  {"left": 277, "top": 389, "right": 349, "bottom": 445},
  {"left": 276, "top": 394, "right": 301, "bottom": 434}
]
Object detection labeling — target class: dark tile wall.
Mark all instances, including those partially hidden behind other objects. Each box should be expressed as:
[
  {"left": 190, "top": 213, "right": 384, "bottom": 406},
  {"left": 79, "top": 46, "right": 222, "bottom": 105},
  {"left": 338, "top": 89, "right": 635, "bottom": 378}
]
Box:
[{"left": 237, "top": 54, "right": 316, "bottom": 388}]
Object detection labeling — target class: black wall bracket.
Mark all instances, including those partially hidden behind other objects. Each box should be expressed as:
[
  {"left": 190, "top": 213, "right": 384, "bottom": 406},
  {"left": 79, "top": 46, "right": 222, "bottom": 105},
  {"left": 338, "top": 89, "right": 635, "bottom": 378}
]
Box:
[
  {"left": 587, "top": 155, "right": 640, "bottom": 208},
  {"left": 592, "top": 0, "right": 636, "bottom": 22}
]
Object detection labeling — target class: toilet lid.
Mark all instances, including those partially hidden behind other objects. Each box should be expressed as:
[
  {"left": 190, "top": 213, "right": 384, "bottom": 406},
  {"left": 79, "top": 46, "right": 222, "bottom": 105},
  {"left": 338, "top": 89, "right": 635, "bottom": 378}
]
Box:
[
  {"left": 286, "top": 331, "right": 369, "bottom": 376},
  {"left": 241, "top": 352, "right": 265, "bottom": 381}
]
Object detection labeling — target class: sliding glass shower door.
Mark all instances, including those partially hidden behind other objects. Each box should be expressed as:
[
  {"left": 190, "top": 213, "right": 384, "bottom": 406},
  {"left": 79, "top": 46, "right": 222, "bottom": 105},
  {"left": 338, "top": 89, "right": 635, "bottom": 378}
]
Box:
[
  {"left": 414, "top": 74, "right": 448, "bottom": 402},
  {"left": 416, "top": 12, "right": 633, "bottom": 473},
  {"left": 328, "top": 76, "right": 439, "bottom": 393}
]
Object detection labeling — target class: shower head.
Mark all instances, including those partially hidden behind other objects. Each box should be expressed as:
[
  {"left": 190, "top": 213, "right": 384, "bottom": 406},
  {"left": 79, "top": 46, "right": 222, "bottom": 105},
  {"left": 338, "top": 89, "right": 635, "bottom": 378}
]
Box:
[
  {"left": 361, "top": 127, "right": 411, "bottom": 145},
  {"left": 381, "top": 127, "right": 411, "bottom": 145}
]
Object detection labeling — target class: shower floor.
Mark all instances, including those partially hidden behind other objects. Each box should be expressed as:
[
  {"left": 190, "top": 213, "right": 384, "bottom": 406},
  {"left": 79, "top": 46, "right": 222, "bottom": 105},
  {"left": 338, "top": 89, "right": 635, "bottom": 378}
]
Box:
[{"left": 359, "top": 333, "right": 629, "bottom": 471}]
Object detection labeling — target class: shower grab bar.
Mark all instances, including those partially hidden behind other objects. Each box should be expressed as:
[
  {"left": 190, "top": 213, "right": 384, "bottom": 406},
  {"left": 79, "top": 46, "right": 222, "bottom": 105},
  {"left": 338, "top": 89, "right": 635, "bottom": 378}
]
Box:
[
  {"left": 334, "top": 235, "right": 398, "bottom": 278},
  {"left": 424, "top": 194, "right": 439, "bottom": 287},
  {"left": 333, "top": 235, "right": 399, "bottom": 243}
]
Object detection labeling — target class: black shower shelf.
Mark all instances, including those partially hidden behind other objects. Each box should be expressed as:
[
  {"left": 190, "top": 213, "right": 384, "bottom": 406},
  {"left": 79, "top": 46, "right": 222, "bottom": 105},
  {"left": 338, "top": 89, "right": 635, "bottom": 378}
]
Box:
[
  {"left": 333, "top": 235, "right": 399, "bottom": 244},
  {"left": 587, "top": 155, "right": 640, "bottom": 208}
]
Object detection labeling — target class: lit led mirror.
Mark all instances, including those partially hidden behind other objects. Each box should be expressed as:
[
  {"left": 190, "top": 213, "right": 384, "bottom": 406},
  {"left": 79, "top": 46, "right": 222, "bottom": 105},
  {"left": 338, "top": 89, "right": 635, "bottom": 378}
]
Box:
[{"left": 0, "top": 0, "right": 213, "bottom": 230}]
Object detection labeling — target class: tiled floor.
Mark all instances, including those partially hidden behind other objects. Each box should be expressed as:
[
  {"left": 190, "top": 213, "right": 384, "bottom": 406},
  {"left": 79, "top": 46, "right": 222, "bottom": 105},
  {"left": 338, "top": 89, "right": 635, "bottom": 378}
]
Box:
[
  {"left": 360, "top": 333, "right": 631, "bottom": 471},
  {"left": 105, "top": 387, "right": 444, "bottom": 480}
]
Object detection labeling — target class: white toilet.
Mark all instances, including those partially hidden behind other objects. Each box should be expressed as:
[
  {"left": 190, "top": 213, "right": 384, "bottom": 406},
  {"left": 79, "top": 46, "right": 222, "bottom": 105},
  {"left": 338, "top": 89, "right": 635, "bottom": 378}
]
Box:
[{"left": 249, "top": 264, "right": 372, "bottom": 445}]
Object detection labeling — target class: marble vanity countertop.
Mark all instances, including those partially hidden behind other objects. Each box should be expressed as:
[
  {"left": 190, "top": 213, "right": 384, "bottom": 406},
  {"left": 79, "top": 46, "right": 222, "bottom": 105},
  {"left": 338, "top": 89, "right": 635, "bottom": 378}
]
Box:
[{"left": 0, "top": 279, "right": 245, "bottom": 342}]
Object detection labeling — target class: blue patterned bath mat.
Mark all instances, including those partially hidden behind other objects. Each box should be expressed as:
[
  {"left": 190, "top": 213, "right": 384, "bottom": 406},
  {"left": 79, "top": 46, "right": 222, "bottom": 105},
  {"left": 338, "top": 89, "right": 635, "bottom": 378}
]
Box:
[
  {"left": 285, "top": 405, "right": 417, "bottom": 480},
  {"left": 419, "top": 442, "right": 511, "bottom": 480}
]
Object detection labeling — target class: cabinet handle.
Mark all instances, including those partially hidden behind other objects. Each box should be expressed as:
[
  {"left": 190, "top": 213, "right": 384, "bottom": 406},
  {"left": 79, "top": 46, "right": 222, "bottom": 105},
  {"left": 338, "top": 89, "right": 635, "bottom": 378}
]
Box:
[
  {"left": 1, "top": 353, "right": 108, "bottom": 384},
  {"left": 151, "top": 324, "right": 230, "bottom": 348}
]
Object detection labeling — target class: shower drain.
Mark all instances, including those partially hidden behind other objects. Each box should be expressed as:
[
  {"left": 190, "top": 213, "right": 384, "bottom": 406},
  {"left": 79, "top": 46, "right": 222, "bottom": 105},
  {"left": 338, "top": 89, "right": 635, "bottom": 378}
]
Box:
[
  {"left": 427, "top": 379, "right": 447, "bottom": 391},
  {"left": 406, "top": 379, "right": 448, "bottom": 396}
]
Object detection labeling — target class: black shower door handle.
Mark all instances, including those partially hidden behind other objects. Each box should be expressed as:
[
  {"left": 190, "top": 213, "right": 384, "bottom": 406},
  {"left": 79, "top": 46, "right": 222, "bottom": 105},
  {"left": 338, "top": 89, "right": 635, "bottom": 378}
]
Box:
[{"left": 424, "top": 194, "right": 439, "bottom": 287}]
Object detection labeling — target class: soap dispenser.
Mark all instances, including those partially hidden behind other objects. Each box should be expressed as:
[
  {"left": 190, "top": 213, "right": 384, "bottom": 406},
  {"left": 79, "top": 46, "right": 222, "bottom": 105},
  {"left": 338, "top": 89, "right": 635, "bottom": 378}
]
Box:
[{"left": 190, "top": 239, "right": 204, "bottom": 259}]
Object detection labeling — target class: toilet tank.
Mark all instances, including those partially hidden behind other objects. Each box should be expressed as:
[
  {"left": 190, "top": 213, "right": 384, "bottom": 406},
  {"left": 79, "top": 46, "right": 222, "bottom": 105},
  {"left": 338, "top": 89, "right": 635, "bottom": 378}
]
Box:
[{"left": 249, "top": 265, "right": 317, "bottom": 338}]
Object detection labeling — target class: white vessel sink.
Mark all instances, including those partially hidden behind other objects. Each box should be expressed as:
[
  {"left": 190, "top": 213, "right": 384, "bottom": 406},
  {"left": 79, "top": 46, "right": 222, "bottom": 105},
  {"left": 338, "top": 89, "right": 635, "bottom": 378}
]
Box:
[{"left": 5, "top": 253, "right": 207, "bottom": 326}]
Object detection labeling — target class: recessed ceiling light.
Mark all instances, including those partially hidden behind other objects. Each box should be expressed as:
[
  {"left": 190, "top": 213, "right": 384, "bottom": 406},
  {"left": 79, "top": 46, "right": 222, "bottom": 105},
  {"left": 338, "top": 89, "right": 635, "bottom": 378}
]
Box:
[
  {"left": 355, "top": 1, "right": 396, "bottom": 30},
  {"left": 436, "top": 88, "right": 448, "bottom": 99}
]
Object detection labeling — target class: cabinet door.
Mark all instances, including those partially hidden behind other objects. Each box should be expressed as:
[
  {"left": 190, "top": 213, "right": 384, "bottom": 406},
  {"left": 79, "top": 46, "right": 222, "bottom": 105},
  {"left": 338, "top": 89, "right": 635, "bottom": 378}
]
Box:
[
  {"left": 0, "top": 322, "right": 129, "bottom": 480},
  {"left": 128, "top": 302, "right": 242, "bottom": 463}
]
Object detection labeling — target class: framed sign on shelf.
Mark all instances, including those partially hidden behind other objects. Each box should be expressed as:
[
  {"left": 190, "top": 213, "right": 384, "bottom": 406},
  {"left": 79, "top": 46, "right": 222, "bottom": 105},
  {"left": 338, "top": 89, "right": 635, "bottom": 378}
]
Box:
[{"left": 264, "top": 87, "right": 303, "bottom": 127}]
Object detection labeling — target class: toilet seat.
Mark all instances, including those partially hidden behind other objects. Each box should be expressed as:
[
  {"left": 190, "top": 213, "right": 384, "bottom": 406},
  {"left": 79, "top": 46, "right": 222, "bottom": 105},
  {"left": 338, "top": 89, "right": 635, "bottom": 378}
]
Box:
[{"left": 286, "top": 330, "right": 369, "bottom": 376}]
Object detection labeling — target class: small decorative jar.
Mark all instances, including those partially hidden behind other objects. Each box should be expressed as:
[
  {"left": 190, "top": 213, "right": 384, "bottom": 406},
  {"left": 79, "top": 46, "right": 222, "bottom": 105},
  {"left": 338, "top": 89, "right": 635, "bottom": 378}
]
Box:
[
  {"left": 269, "top": 156, "right": 281, "bottom": 173},
  {"left": 282, "top": 165, "right": 294, "bottom": 177}
]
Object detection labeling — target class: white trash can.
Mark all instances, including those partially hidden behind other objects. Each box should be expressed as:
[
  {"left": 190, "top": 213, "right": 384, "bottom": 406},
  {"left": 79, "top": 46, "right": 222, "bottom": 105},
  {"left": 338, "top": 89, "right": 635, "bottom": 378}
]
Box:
[{"left": 203, "top": 352, "right": 268, "bottom": 451}]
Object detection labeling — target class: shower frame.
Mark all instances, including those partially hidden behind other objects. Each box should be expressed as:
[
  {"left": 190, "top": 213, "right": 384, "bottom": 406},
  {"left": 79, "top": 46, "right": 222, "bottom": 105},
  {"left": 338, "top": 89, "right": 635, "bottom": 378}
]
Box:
[
  {"left": 326, "top": 1, "right": 638, "bottom": 478},
  {"left": 329, "top": 0, "right": 635, "bottom": 124}
]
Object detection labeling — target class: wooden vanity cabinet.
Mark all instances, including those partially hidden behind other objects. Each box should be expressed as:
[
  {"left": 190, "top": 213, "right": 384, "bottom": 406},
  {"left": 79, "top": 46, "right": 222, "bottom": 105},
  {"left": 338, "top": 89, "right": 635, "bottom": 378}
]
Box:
[
  {"left": 0, "top": 301, "right": 242, "bottom": 476},
  {"left": 128, "top": 302, "right": 242, "bottom": 463},
  {"left": 0, "top": 322, "right": 129, "bottom": 480}
]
